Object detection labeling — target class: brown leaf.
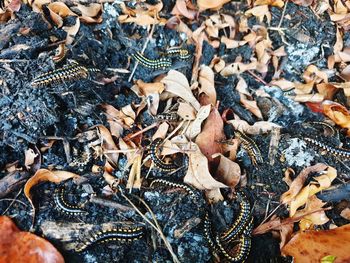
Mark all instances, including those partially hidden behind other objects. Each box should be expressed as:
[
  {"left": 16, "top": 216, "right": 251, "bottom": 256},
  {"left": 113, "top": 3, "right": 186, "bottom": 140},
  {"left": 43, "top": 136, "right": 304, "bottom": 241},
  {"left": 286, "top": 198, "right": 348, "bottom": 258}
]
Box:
[
  {"left": 171, "top": 0, "right": 197, "bottom": 20},
  {"left": 184, "top": 142, "right": 227, "bottom": 191},
  {"left": 282, "top": 224, "right": 350, "bottom": 262},
  {"left": 227, "top": 119, "right": 281, "bottom": 134},
  {"left": 0, "top": 216, "right": 64, "bottom": 263},
  {"left": 340, "top": 207, "right": 350, "bottom": 220},
  {"left": 198, "top": 65, "right": 216, "bottom": 106},
  {"left": 161, "top": 70, "right": 201, "bottom": 111},
  {"left": 185, "top": 104, "right": 211, "bottom": 139},
  {"left": 212, "top": 153, "right": 241, "bottom": 188},
  {"left": 197, "top": 0, "right": 231, "bottom": 11},
  {"left": 322, "top": 100, "right": 350, "bottom": 136},
  {"left": 195, "top": 106, "right": 225, "bottom": 165},
  {"left": 97, "top": 125, "right": 119, "bottom": 167},
  {"left": 280, "top": 163, "right": 328, "bottom": 205}
]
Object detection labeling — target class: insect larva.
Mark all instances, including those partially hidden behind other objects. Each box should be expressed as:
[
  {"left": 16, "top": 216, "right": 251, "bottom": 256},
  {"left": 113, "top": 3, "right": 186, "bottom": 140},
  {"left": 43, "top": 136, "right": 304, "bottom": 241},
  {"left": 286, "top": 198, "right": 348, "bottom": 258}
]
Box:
[
  {"left": 54, "top": 187, "right": 88, "bottom": 215},
  {"left": 31, "top": 61, "right": 99, "bottom": 87},
  {"left": 132, "top": 52, "right": 172, "bottom": 70},
  {"left": 220, "top": 190, "right": 252, "bottom": 244},
  {"left": 216, "top": 220, "right": 253, "bottom": 263},
  {"left": 166, "top": 48, "right": 192, "bottom": 60},
  {"left": 304, "top": 137, "right": 350, "bottom": 158},
  {"left": 154, "top": 112, "right": 180, "bottom": 122},
  {"left": 234, "top": 131, "right": 263, "bottom": 166},
  {"left": 150, "top": 178, "right": 198, "bottom": 198},
  {"left": 75, "top": 226, "right": 144, "bottom": 252},
  {"left": 203, "top": 211, "right": 221, "bottom": 254},
  {"left": 149, "top": 138, "right": 178, "bottom": 171}
]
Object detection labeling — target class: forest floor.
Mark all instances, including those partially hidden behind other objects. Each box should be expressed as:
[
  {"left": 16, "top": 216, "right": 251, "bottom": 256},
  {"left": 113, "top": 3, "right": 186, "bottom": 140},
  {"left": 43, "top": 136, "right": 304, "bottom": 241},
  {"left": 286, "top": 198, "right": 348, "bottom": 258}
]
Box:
[{"left": 0, "top": 0, "right": 350, "bottom": 262}]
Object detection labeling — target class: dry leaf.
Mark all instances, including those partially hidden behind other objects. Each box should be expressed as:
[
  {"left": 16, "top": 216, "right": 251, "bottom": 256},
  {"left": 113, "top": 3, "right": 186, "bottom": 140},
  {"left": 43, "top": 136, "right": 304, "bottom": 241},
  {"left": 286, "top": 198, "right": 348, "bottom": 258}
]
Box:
[
  {"left": 97, "top": 125, "right": 119, "bottom": 167},
  {"left": 227, "top": 119, "right": 281, "bottom": 134},
  {"left": 195, "top": 106, "right": 225, "bottom": 165},
  {"left": 236, "top": 77, "right": 263, "bottom": 119},
  {"left": 280, "top": 163, "right": 328, "bottom": 204},
  {"left": 322, "top": 100, "right": 350, "bottom": 136},
  {"left": 171, "top": 0, "right": 197, "bottom": 20},
  {"left": 282, "top": 224, "right": 350, "bottom": 262},
  {"left": 297, "top": 195, "right": 329, "bottom": 230},
  {"left": 197, "top": 0, "right": 231, "bottom": 11},
  {"left": 289, "top": 166, "right": 337, "bottom": 216},
  {"left": 184, "top": 142, "right": 227, "bottom": 191},
  {"left": 198, "top": 65, "right": 216, "bottom": 106},
  {"left": 340, "top": 207, "right": 350, "bottom": 220},
  {"left": 185, "top": 104, "right": 210, "bottom": 139},
  {"left": 245, "top": 5, "right": 271, "bottom": 23},
  {"left": 0, "top": 216, "right": 64, "bottom": 263},
  {"left": 212, "top": 153, "right": 241, "bottom": 188},
  {"left": 161, "top": 70, "right": 201, "bottom": 111},
  {"left": 177, "top": 102, "right": 196, "bottom": 120},
  {"left": 24, "top": 148, "right": 38, "bottom": 170}
]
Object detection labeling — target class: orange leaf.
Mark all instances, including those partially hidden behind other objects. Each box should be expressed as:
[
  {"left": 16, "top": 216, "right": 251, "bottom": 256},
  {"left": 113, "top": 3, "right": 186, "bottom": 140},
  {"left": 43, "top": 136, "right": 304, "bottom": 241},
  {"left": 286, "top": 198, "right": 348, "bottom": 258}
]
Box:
[
  {"left": 322, "top": 100, "right": 350, "bottom": 135},
  {"left": 212, "top": 153, "right": 241, "bottom": 188},
  {"left": 171, "top": 0, "right": 197, "bottom": 20},
  {"left": 0, "top": 216, "right": 64, "bottom": 263},
  {"left": 97, "top": 125, "right": 120, "bottom": 166},
  {"left": 197, "top": 0, "right": 231, "bottom": 11},
  {"left": 282, "top": 224, "right": 350, "bottom": 262}
]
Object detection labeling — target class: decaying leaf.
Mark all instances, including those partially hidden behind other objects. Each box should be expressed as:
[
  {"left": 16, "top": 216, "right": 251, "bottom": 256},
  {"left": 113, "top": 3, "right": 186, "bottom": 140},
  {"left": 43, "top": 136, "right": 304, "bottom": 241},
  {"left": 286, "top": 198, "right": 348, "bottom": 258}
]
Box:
[
  {"left": 197, "top": 0, "right": 231, "bottom": 11},
  {"left": 195, "top": 105, "right": 225, "bottom": 165},
  {"left": 235, "top": 77, "right": 263, "bottom": 119},
  {"left": 198, "top": 65, "right": 216, "bottom": 106},
  {"left": 282, "top": 224, "right": 350, "bottom": 263},
  {"left": 185, "top": 104, "right": 210, "bottom": 139},
  {"left": 227, "top": 119, "right": 281, "bottom": 134},
  {"left": 184, "top": 142, "right": 227, "bottom": 192},
  {"left": 322, "top": 100, "right": 350, "bottom": 136},
  {"left": 212, "top": 153, "right": 241, "bottom": 188},
  {"left": 161, "top": 70, "right": 201, "bottom": 111},
  {"left": 0, "top": 216, "right": 64, "bottom": 263},
  {"left": 97, "top": 125, "right": 120, "bottom": 167}
]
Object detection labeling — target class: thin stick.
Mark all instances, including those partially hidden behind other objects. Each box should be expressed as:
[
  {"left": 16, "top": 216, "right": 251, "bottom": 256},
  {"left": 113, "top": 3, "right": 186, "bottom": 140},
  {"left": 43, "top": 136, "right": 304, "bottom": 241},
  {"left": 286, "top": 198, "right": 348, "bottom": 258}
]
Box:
[
  {"left": 104, "top": 149, "right": 139, "bottom": 154},
  {"left": 277, "top": 0, "right": 288, "bottom": 29},
  {"left": 247, "top": 70, "right": 268, "bottom": 85},
  {"left": 258, "top": 203, "right": 283, "bottom": 226},
  {"left": 119, "top": 190, "right": 180, "bottom": 263},
  {"left": 124, "top": 122, "right": 158, "bottom": 141},
  {"left": 128, "top": 23, "right": 156, "bottom": 82}
]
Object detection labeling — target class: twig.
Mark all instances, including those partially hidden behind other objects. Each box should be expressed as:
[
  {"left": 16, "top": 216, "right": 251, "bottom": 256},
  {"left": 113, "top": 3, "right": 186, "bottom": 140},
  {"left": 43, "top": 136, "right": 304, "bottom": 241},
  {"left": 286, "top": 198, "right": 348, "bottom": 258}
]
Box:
[
  {"left": 247, "top": 70, "right": 268, "bottom": 85},
  {"left": 128, "top": 23, "right": 156, "bottom": 82},
  {"left": 89, "top": 195, "right": 133, "bottom": 212},
  {"left": 1, "top": 190, "right": 28, "bottom": 215},
  {"left": 277, "top": 0, "right": 288, "bottom": 29},
  {"left": 119, "top": 190, "right": 180, "bottom": 263},
  {"left": 259, "top": 203, "right": 283, "bottom": 226},
  {"left": 124, "top": 122, "right": 158, "bottom": 141}
]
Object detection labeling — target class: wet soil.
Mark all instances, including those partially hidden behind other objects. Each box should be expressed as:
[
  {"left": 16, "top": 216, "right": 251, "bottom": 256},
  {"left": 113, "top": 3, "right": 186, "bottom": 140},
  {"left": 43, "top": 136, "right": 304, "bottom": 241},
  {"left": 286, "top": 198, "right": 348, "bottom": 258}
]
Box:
[{"left": 0, "top": 1, "right": 349, "bottom": 263}]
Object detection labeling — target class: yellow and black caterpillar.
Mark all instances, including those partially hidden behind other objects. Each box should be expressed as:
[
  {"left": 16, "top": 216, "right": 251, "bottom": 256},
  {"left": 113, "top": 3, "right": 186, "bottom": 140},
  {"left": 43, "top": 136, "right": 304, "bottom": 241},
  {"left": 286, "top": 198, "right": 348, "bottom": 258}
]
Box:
[
  {"left": 132, "top": 52, "right": 172, "bottom": 70},
  {"left": 304, "top": 137, "right": 350, "bottom": 159},
  {"left": 75, "top": 226, "right": 144, "bottom": 252},
  {"left": 53, "top": 187, "right": 88, "bottom": 215},
  {"left": 234, "top": 130, "right": 263, "bottom": 166},
  {"left": 31, "top": 61, "right": 99, "bottom": 87}
]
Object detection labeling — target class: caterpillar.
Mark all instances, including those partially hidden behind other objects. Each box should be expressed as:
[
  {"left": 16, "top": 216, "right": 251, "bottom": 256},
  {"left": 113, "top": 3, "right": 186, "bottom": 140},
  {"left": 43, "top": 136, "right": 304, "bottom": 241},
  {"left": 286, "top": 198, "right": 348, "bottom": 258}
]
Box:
[
  {"left": 75, "top": 226, "right": 144, "bottom": 252},
  {"left": 150, "top": 178, "right": 198, "bottom": 199},
  {"left": 203, "top": 211, "right": 221, "bottom": 254},
  {"left": 219, "top": 190, "right": 252, "bottom": 244},
  {"left": 216, "top": 219, "right": 253, "bottom": 262},
  {"left": 149, "top": 138, "right": 179, "bottom": 171},
  {"left": 304, "top": 137, "right": 350, "bottom": 158},
  {"left": 53, "top": 187, "right": 88, "bottom": 215},
  {"left": 69, "top": 146, "right": 92, "bottom": 168},
  {"left": 166, "top": 47, "right": 192, "bottom": 60},
  {"left": 31, "top": 61, "right": 99, "bottom": 87},
  {"left": 132, "top": 52, "right": 172, "bottom": 70},
  {"left": 234, "top": 131, "right": 263, "bottom": 166},
  {"left": 154, "top": 112, "right": 180, "bottom": 122}
]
